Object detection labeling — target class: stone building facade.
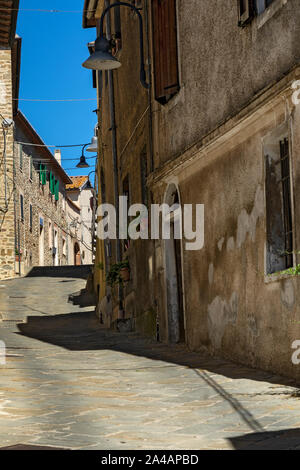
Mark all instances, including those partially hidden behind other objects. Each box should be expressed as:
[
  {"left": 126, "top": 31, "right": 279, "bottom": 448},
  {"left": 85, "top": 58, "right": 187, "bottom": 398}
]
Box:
[
  {"left": 13, "top": 111, "right": 72, "bottom": 274},
  {"left": 83, "top": 0, "right": 300, "bottom": 382},
  {"left": 0, "top": 2, "right": 19, "bottom": 279}
]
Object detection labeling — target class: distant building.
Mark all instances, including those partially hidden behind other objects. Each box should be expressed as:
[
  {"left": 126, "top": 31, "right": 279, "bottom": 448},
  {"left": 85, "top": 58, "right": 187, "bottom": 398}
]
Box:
[{"left": 66, "top": 176, "right": 94, "bottom": 265}]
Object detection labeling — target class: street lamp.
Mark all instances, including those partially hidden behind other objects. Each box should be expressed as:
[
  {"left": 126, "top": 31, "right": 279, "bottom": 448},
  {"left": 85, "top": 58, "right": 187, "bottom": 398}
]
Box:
[
  {"left": 76, "top": 144, "right": 90, "bottom": 168},
  {"left": 82, "top": 1, "right": 149, "bottom": 89},
  {"left": 86, "top": 126, "right": 98, "bottom": 153}
]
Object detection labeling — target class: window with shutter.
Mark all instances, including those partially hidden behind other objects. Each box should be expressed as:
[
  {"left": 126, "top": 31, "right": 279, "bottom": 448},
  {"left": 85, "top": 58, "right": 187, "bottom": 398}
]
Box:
[
  {"left": 54, "top": 180, "right": 59, "bottom": 202},
  {"left": 238, "top": 0, "right": 254, "bottom": 26},
  {"left": 152, "top": 0, "right": 180, "bottom": 104}
]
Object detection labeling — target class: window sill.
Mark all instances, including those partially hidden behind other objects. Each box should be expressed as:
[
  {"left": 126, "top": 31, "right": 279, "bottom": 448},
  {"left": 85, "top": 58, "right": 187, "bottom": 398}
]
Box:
[
  {"left": 157, "top": 84, "right": 185, "bottom": 113},
  {"left": 256, "top": 0, "right": 288, "bottom": 29},
  {"left": 264, "top": 271, "right": 299, "bottom": 284}
]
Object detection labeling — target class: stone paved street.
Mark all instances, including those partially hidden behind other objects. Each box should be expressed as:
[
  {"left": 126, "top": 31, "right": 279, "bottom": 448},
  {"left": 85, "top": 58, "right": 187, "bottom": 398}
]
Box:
[{"left": 0, "top": 274, "right": 300, "bottom": 450}]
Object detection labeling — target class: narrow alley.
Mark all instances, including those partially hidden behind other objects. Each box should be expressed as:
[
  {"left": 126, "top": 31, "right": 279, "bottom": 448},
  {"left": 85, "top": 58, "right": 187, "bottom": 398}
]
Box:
[{"left": 0, "top": 270, "right": 300, "bottom": 450}]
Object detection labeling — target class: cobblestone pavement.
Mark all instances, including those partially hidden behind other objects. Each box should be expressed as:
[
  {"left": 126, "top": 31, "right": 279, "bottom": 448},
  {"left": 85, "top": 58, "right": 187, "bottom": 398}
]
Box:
[{"left": 0, "top": 275, "right": 300, "bottom": 450}]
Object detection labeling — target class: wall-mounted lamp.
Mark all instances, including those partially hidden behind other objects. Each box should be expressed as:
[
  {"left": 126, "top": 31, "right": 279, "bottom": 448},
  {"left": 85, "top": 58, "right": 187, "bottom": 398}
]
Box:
[
  {"left": 82, "top": 1, "right": 149, "bottom": 89},
  {"left": 86, "top": 126, "right": 98, "bottom": 153}
]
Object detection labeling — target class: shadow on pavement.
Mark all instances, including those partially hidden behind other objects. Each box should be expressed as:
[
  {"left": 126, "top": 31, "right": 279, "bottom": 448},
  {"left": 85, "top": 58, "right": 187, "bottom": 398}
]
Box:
[
  {"left": 14, "top": 310, "right": 300, "bottom": 450},
  {"left": 229, "top": 428, "right": 300, "bottom": 449},
  {"left": 25, "top": 265, "right": 93, "bottom": 279}
]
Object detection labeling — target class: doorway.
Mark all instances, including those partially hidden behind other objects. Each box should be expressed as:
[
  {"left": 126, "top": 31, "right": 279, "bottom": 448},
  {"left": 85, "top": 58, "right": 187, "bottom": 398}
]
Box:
[
  {"left": 164, "top": 184, "right": 185, "bottom": 343},
  {"left": 39, "top": 218, "right": 44, "bottom": 266},
  {"left": 74, "top": 243, "right": 81, "bottom": 266}
]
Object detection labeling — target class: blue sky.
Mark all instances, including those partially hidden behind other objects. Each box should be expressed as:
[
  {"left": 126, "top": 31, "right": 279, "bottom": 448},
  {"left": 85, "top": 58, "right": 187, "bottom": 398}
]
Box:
[{"left": 17, "top": 0, "right": 98, "bottom": 177}]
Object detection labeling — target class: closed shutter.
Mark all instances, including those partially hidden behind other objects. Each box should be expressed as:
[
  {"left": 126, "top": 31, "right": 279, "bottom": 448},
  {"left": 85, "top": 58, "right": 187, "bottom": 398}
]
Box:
[
  {"left": 54, "top": 180, "right": 59, "bottom": 201},
  {"left": 152, "top": 0, "right": 179, "bottom": 104}
]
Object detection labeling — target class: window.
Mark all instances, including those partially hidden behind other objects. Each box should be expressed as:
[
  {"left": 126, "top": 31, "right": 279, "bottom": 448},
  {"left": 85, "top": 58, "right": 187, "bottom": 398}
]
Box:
[
  {"left": 140, "top": 148, "right": 148, "bottom": 206},
  {"left": 20, "top": 194, "right": 24, "bottom": 222},
  {"left": 256, "top": 0, "right": 275, "bottom": 14},
  {"left": 19, "top": 144, "right": 23, "bottom": 170},
  {"left": 238, "top": 0, "right": 276, "bottom": 26},
  {"left": 49, "top": 221, "right": 52, "bottom": 248},
  {"left": 112, "top": 4, "right": 122, "bottom": 52},
  {"left": 265, "top": 137, "right": 294, "bottom": 274},
  {"left": 29, "top": 157, "right": 33, "bottom": 181},
  {"left": 238, "top": 0, "right": 254, "bottom": 26},
  {"left": 152, "top": 0, "right": 180, "bottom": 104},
  {"left": 39, "top": 163, "right": 47, "bottom": 185},
  {"left": 54, "top": 179, "right": 59, "bottom": 202},
  {"left": 62, "top": 237, "right": 66, "bottom": 257},
  {"left": 29, "top": 204, "right": 33, "bottom": 232}
]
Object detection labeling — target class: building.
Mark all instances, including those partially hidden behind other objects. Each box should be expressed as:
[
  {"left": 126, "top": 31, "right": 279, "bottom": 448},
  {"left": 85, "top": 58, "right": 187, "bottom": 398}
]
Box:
[
  {"left": 83, "top": 0, "right": 300, "bottom": 381},
  {"left": 0, "top": 0, "right": 19, "bottom": 279},
  {"left": 13, "top": 111, "right": 72, "bottom": 273},
  {"left": 0, "top": 2, "right": 73, "bottom": 277},
  {"left": 66, "top": 176, "right": 94, "bottom": 265}
]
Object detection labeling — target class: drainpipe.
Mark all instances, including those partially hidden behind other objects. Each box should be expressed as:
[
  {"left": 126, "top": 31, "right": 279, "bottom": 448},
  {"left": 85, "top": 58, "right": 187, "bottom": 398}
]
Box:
[
  {"left": 103, "top": 0, "right": 123, "bottom": 316},
  {"left": 145, "top": 0, "right": 154, "bottom": 173}
]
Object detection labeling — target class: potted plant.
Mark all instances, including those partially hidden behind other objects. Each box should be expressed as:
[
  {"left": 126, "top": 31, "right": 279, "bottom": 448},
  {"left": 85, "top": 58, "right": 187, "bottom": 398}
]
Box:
[
  {"left": 106, "top": 259, "right": 130, "bottom": 287},
  {"left": 15, "top": 249, "right": 22, "bottom": 262},
  {"left": 119, "top": 259, "right": 130, "bottom": 282}
]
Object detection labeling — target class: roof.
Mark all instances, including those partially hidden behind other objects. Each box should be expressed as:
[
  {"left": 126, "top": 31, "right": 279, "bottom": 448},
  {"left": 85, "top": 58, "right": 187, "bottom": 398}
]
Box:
[
  {"left": 0, "top": 0, "right": 19, "bottom": 47},
  {"left": 82, "top": 0, "right": 103, "bottom": 29},
  {"left": 14, "top": 111, "right": 72, "bottom": 185},
  {"left": 66, "top": 176, "right": 89, "bottom": 191},
  {"left": 11, "top": 35, "right": 21, "bottom": 115}
]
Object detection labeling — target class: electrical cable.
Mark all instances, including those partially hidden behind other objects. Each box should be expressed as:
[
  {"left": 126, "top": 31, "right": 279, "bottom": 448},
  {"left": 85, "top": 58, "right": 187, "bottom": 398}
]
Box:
[{"left": 0, "top": 8, "right": 97, "bottom": 13}]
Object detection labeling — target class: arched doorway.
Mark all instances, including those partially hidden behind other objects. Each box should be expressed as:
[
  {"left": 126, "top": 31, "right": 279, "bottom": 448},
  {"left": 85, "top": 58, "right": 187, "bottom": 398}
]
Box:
[
  {"left": 164, "top": 183, "right": 185, "bottom": 344},
  {"left": 74, "top": 243, "right": 81, "bottom": 266}
]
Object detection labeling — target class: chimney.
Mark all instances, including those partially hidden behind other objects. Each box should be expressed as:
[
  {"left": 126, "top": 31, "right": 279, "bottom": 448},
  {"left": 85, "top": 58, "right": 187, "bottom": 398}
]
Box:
[{"left": 54, "top": 149, "right": 61, "bottom": 165}]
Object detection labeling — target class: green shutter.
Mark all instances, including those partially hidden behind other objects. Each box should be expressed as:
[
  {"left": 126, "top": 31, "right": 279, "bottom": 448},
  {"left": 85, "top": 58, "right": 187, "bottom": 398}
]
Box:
[
  {"left": 49, "top": 171, "right": 52, "bottom": 193},
  {"left": 39, "top": 163, "right": 43, "bottom": 183},
  {"left": 55, "top": 180, "right": 59, "bottom": 201}
]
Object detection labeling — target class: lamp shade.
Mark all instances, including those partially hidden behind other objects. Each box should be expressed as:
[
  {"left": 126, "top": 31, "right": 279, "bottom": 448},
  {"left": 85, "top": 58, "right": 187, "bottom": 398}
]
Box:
[
  {"left": 86, "top": 136, "right": 98, "bottom": 153},
  {"left": 82, "top": 36, "right": 121, "bottom": 71},
  {"left": 76, "top": 156, "right": 90, "bottom": 169}
]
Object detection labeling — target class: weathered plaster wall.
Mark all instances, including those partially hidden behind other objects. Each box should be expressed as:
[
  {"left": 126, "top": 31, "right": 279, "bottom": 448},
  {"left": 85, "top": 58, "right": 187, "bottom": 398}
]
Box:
[
  {"left": 96, "top": 1, "right": 156, "bottom": 329},
  {"left": 152, "top": 0, "right": 300, "bottom": 167},
  {"left": 0, "top": 46, "right": 15, "bottom": 279},
  {"left": 154, "top": 89, "right": 300, "bottom": 381}
]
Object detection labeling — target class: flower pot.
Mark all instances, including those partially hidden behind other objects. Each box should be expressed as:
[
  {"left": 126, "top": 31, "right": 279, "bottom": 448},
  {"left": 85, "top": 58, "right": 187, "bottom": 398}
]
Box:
[{"left": 120, "top": 267, "right": 130, "bottom": 282}]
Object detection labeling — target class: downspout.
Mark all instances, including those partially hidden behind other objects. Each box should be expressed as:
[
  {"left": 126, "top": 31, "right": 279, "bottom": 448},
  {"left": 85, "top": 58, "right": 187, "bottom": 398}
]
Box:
[{"left": 145, "top": 0, "right": 154, "bottom": 173}]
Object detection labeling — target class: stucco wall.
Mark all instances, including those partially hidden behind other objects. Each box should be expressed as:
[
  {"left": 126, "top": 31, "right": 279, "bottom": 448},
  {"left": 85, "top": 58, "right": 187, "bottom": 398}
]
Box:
[
  {"left": 152, "top": 81, "right": 300, "bottom": 381},
  {"left": 152, "top": 0, "right": 300, "bottom": 167}
]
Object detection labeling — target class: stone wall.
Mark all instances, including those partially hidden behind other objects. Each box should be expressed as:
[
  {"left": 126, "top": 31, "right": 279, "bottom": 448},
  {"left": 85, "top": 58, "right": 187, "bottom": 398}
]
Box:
[
  {"left": 0, "top": 46, "right": 16, "bottom": 280},
  {"left": 13, "top": 122, "right": 69, "bottom": 273}
]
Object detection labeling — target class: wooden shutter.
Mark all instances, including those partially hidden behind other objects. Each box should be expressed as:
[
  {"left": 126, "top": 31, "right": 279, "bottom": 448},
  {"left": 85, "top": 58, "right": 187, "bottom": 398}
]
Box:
[
  {"left": 152, "top": 0, "right": 180, "bottom": 103},
  {"left": 238, "top": 0, "right": 254, "bottom": 27},
  {"left": 55, "top": 180, "right": 59, "bottom": 201}
]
